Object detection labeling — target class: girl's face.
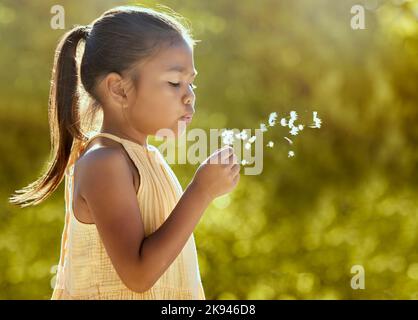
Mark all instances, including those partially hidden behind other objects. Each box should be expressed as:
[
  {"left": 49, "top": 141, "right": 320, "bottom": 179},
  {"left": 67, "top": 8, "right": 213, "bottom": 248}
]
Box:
[{"left": 125, "top": 39, "right": 197, "bottom": 138}]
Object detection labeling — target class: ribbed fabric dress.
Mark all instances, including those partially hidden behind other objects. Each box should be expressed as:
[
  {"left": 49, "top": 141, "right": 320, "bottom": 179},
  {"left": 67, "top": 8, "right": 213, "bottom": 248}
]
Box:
[{"left": 51, "top": 132, "right": 206, "bottom": 300}]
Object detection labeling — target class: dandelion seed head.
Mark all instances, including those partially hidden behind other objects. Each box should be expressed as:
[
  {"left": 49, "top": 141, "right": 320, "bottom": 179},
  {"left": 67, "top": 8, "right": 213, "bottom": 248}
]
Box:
[
  {"left": 221, "top": 129, "right": 230, "bottom": 137},
  {"left": 288, "top": 150, "right": 295, "bottom": 158},
  {"left": 235, "top": 130, "right": 248, "bottom": 140},
  {"left": 221, "top": 129, "right": 235, "bottom": 145},
  {"left": 267, "top": 141, "right": 274, "bottom": 148}
]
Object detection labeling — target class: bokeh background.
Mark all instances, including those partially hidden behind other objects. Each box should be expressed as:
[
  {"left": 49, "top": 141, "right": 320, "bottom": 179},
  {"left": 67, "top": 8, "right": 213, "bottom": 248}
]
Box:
[{"left": 1, "top": 0, "right": 418, "bottom": 299}]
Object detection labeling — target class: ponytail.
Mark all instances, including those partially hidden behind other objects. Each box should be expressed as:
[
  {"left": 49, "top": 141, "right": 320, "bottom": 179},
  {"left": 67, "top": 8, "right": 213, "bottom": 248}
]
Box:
[
  {"left": 9, "top": 6, "right": 197, "bottom": 208},
  {"left": 9, "top": 25, "right": 90, "bottom": 207}
]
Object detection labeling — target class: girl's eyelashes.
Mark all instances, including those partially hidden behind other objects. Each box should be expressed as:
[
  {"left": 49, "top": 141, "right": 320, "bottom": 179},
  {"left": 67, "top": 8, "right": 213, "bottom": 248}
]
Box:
[{"left": 168, "top": 82, "right": 197, "bottom": 89}]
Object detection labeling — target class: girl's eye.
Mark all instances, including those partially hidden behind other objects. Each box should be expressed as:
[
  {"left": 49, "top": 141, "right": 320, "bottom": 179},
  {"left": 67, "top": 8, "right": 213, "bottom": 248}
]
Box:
[{"left": 169, "top": 82, "right": 197, "bottom": 90}]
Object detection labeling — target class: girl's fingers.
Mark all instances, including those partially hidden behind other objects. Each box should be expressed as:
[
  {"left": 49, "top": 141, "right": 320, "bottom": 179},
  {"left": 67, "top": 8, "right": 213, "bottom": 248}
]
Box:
[
  {"left": 208, "top": 147, "right": 230, "bottom": 164},
  {"left": 217, "top": 147, "right": 234, "bottom": 164},
  {"left": 231, "top": 163, "right": 240, "bottom": 175},
  {"left": 221, "top": 152, "right": 237, "bottom": 167},
  {"left": 227, "top": 153, "right": 238, "bottom": 166},
  {"left": 232, "top": 172, "right": 240, "bottom": 184}
]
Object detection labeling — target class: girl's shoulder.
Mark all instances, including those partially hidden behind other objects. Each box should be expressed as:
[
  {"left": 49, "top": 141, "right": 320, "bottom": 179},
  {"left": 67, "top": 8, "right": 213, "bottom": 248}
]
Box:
[{"left": 74, "top": 142, "right": 140, "bottom": 198}]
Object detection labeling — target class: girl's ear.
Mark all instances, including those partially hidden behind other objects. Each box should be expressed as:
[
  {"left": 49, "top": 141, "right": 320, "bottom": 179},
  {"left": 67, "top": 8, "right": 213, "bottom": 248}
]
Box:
[{"left": 104, "top": 72, "right": 128, "bottom": 106}]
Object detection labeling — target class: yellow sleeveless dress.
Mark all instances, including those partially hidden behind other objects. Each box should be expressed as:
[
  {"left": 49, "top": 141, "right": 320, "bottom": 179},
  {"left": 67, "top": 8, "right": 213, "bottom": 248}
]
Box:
[{"left": 51, "top": 132, "right": 206, "bottom": 300}]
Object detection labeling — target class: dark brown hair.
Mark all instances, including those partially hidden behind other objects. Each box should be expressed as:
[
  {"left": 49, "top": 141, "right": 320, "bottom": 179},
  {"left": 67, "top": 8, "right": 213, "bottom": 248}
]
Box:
[{"left": 9, "top": 5, "right": 197, "bottom": 207}]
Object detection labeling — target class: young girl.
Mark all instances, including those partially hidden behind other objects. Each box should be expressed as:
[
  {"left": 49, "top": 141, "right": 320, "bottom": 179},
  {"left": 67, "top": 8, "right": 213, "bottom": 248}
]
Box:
[{"left": 9, "top": 6, "right": 240, "bottom": 299}]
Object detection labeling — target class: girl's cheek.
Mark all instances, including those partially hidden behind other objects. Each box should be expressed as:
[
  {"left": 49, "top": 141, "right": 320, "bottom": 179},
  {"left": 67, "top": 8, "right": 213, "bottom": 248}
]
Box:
[{"left": 163, "top": 88, "right": 178, "bottom": 99}]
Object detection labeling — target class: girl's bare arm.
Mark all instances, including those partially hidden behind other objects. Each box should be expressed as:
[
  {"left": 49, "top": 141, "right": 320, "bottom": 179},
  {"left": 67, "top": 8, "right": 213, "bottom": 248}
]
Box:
[
  {"left": 81, "top": 146, "right": 237, "bottom": 293},
  {"left": 137, "top": 179, "right": 212, "bottom": 289}
]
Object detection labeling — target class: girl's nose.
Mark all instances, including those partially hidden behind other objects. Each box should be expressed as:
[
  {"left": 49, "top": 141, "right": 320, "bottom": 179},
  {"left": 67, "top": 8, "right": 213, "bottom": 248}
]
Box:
[
  {"left": 184, "top": 96, "right": 192, "bottom": 105},
  {"left": 183, "top": 92, "right": 194, "bottom": 106}
]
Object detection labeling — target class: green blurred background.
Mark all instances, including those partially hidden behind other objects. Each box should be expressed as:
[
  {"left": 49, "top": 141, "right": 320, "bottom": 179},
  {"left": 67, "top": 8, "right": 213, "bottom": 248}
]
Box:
[{"left": 1, "top": 0, "right": 418, "bottom": 299}]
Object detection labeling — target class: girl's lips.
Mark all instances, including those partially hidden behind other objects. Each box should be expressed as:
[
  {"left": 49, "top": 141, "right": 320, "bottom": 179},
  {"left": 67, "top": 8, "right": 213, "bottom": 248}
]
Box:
[{"left": 179, "top": 115, "right": 193, "bottom": 123}]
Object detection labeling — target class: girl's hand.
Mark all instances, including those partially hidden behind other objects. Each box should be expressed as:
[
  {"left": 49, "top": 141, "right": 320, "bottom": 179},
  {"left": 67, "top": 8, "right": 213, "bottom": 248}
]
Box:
[{"left": 191, "top": 146, "right": 241, "bottom": 202}]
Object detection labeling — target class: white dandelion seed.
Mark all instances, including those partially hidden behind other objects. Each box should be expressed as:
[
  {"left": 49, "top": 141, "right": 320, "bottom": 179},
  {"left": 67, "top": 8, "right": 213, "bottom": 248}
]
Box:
[
  {"left": 248, "top": 135, "right": 257, "bottom": 143},
  {"left": 298, "top": 124, "right": 304, "bottom": 130},
  {"left": 309, "top": 116, "right": 322, "bottom": 128},
  {"left": 288, "top": 118, "right": 295, "bottom": 128},
  {"left": 244, "top": 142, "right": 251, "bottom": 150},
  {"left": 290, "top": 126, "right": 299, "bottom": 136},
  {"left": 266, "top": 141, "right": 274, "bottom": 148},
  {"left": 241, "top": 159, "right": 248, "bottom": 165},
  {"left": 224, "top": 137, "right": 234, "bottom": 145},
  {"left": 268, "top": 112, "right": 278, "bottom": 126},
  {"left": 260, "top": 123, "right": 268, "bottom": 132},
  {"left": 221, "top": 129, "right": 234, "bottom": 137},
  {"left": 284, "top": 137, "right": 293, "bottom": 144},
  {"left": 290, "top": 111, "right": 298, "bottom": 120},
  {"left": 235, "top": 129, "right": 248, "bottom": 140},
  {"left": 280, "top": 118, "right": 287, "bottom": 127},
  {"left": 221, "top": 130, "right": 227, "bottom": 136},
  {"left": 221, "top": 129, "right": 235, "bottom": 145},
  {"left": 307, "top": 111, "right": 322, "bottom": 128},
  {"left": 288, "top": 150, "right": 295, "bottom": 158},
  {"left": 312, "top": 111, "right": 322, "bottom": 128}
]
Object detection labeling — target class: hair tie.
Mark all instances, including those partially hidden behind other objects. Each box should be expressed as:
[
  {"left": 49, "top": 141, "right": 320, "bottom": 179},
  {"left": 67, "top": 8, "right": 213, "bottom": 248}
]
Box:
[{"left": 82, "top": 25, "right": 92, "bottom": 39}]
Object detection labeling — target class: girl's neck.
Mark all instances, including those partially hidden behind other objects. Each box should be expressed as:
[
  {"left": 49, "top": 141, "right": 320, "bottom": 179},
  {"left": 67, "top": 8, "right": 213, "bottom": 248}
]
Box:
[{"left": 99, "top": 126, "right": 149, "bottom": 147}]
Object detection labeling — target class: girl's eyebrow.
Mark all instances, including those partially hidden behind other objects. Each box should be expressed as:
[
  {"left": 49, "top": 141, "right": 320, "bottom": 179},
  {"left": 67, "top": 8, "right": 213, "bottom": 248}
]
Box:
[{"left": 166, "top": 65, "right": 198, "bottom": 77}]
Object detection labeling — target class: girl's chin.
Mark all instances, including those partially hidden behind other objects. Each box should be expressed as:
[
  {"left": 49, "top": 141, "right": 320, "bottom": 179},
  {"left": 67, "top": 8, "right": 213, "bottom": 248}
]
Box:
[
  {"left": 154, "top": 121, "right": 187, "bottom": 138},
  {"left": 176, "top": 120, "right": 189, "bottom": 135}
]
